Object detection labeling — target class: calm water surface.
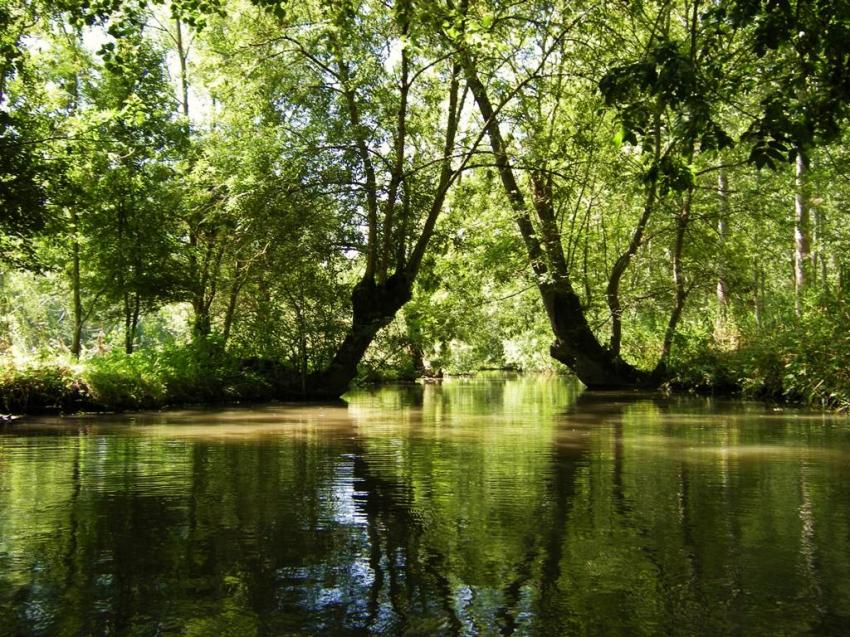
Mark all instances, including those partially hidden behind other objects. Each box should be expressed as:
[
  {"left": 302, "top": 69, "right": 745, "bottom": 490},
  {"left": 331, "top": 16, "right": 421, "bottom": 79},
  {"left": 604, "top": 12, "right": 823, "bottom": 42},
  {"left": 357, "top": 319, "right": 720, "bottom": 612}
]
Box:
[{"left": 2, "top": 375, "right": 850, "bottom": 636}]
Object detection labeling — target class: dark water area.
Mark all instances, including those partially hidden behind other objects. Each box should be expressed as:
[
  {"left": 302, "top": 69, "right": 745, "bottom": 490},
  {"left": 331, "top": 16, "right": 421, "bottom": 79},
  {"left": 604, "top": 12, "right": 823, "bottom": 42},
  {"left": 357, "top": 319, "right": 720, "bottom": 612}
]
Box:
[{"left": 1, "top": 375, "right": 850, "bottom": 636}]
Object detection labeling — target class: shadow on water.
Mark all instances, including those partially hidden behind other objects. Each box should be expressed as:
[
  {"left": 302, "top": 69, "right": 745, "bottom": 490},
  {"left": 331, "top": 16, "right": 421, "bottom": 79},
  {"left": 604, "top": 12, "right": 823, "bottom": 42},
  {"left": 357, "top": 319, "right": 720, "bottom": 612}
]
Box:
[{"left": 1, "top": 376, "right": 850, "bottom": 635}]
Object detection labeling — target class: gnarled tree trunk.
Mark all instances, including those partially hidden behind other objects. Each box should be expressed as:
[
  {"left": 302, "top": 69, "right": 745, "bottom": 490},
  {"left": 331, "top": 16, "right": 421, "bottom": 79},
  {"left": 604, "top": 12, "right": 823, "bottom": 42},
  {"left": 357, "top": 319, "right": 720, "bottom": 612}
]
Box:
[
  {"left": 308, "top": 273, "right": 414, "bottom": 397},
  {"left": 461, "top": 53, "right": 654, "bottom": 389}
]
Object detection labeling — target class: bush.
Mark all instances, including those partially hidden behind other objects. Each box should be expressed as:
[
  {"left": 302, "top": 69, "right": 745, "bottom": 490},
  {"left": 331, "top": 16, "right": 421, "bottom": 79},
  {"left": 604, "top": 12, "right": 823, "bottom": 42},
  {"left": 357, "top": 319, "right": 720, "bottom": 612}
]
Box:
[
  {"left": 0, "top": 339, "right": 284, "bottom": 414},
  {"left": 83, "top": 340, "right": 279, "bottom": 409},
  {"left": 83, "top": 350, "right": 167, "bottom": 410},
  {"left": 668, "top": 306, "right": 850, "bottom": 411},
  {"left": 0, "top": 365, "right": 85, "bottom": 413}
]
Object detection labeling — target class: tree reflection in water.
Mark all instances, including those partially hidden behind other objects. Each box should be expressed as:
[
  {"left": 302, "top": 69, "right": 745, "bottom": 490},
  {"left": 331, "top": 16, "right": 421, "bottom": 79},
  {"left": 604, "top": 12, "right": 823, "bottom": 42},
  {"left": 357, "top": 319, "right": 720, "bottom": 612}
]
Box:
[{"left": 1, "top": 376, "right": 850, "bottom": 635}]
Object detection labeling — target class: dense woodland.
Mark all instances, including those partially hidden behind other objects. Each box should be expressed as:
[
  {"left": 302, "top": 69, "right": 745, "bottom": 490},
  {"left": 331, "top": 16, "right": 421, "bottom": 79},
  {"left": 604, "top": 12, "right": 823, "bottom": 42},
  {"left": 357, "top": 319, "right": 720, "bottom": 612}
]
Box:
[{"left": 2, "top": 0, "right": 850, "bottom": 411}]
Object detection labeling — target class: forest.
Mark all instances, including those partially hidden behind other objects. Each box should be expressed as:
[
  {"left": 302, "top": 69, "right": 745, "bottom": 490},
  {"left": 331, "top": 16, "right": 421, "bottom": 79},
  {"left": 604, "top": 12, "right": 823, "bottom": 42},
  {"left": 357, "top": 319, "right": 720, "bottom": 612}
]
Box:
[{"left": 2, "top": 0, "right": 850, "bottom": 413}]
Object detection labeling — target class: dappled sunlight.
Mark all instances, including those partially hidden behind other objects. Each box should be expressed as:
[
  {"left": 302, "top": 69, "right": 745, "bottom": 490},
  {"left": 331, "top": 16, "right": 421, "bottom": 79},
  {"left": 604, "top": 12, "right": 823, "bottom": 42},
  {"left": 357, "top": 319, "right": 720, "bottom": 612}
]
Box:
[{"left": 3, "top": 378, "right": 850, "bottom": 636}]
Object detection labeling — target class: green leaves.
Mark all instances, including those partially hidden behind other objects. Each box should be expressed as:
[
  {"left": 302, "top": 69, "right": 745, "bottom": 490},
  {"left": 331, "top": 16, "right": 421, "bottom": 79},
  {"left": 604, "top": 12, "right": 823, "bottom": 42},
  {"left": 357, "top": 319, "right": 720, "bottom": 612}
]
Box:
[{"left": 643, "top": 156, "right": 695, "bottom": 194}]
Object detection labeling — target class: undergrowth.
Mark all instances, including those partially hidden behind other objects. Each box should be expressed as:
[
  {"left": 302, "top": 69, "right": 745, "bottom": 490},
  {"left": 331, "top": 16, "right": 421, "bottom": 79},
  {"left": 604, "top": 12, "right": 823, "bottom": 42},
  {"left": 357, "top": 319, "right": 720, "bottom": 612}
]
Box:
[
  {"left": 667, "top": 308, "right": 850, "bottom": 412},
  {"left": 0, "top": 339, "right": 278, "bottom": 414}
]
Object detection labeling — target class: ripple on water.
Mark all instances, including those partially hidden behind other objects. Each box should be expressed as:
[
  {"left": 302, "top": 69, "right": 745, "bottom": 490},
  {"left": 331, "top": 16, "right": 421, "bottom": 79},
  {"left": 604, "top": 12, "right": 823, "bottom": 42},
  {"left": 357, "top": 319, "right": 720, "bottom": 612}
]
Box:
[{"left": 2, "top": 378, "right": 850, "bottom": 636}]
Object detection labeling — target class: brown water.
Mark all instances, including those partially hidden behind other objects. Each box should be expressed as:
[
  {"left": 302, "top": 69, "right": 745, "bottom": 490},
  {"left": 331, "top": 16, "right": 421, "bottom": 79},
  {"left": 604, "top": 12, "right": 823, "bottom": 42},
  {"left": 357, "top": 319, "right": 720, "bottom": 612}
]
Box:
[{"left": 1, "top": 375, "right": 849, "bottom": 636}]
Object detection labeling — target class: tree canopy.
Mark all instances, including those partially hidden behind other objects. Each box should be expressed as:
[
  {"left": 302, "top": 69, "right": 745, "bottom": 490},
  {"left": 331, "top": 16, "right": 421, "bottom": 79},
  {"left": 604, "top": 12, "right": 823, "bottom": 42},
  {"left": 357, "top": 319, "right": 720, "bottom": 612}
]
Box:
[{"left": 2, "top": 0, "right": 850, "bottom": 405}]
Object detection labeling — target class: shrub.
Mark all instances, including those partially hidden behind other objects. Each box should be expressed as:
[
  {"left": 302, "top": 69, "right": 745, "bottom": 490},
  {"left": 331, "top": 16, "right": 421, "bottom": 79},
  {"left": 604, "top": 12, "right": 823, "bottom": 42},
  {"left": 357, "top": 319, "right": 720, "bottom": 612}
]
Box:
[
  {"left": 668, "top": 306, "right": 850, "bottom": 411},
  {"left": 0, "top": 365, "right": 85, "bottom": 413},
  {"left": 83, "top": 350, "right": 166, "bottom": 410}
]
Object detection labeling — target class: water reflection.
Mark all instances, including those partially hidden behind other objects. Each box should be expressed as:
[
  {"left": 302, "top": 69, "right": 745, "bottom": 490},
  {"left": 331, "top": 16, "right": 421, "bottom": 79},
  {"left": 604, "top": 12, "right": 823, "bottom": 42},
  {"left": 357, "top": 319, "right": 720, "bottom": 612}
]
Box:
[{"left": 1, "top": 376, "right": 849, "bottom": 635}]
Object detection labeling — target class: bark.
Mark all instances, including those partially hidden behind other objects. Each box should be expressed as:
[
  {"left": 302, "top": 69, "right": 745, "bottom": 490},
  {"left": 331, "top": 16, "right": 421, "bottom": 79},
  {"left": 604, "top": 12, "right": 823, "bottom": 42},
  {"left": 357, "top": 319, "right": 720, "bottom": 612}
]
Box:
[
  {"left": 716, "top": 168, "right": 729, "bottom": 310},
  {"left": 272, "top": 54, "right": 465, "bottom": 398},
  {"left": 606, "top": 106, "right": 661, "bottom": 357},
  {"left": 658, "top": 189, "right": 692, "bottom": 368},
  {"left": 124, "top": 291, "right": 140, "bottom": 354},
  {"left": 378, "top": 18, "right": 410, "bottom": 284},
  {"left": 812, "top": 203, "right": 826, "bottom": 290},
  {"left": 221, "top": 260, "right": 245, "bottom": 345},
  {"left": 191, "top": 236, "right": 224, "bottom": 339},
  {"left": 308, "top": 273, "right": 414, "bottom": 397},
  {"left": 175, "top": 19, "right": 190, "bottom": 121},
  {"left": 461, "top": 53, "right": 654, "bottom": 389},
  {"left": 175, "top": 24, "right": 219, "bottom": 341},
  {"left": 70, "top": 208, "right": 83, "bottom": 359},
  {"left": 334, "top": 51, "right": 380, "bottom": 280},
  {"left": 192, "top": 303, "right": 211, "bottom": 339},
  {"left": 794, "top": 149, "right": 811, "bottom": 316}
]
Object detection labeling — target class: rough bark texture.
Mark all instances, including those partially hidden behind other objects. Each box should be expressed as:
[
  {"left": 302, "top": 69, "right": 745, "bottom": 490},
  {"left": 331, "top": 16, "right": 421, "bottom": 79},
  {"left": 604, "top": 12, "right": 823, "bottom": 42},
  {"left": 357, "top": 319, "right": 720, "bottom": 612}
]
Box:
[
  {"left": 461, "top": 53, "right": 655, "bottom": 389},
  {"left": 306, "top": 273, "right": 414, "bottom": 398}
]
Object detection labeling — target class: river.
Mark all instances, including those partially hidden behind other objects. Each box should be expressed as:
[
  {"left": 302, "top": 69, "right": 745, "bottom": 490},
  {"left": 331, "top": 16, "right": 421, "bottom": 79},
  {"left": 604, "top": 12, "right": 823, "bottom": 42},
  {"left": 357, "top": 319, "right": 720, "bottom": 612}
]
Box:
[{"left": 1, "top": 374, "right": 849, "bottom": 636}]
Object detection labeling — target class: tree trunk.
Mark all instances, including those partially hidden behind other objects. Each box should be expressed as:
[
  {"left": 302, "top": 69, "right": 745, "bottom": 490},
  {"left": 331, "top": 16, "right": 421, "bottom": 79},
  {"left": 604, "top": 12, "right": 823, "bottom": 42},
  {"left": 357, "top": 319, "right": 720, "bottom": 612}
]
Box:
[
  {"left": 221, "top": 260, "right": 245, "bottom": 345},
  {"left": 124, "top": 292, "right": 140, "bottom": 354},
  {"left": 123, "top": 294, "right": 132, "bottom": 354},
  {"left": 308, "top": 273, "right": 414, "bottom": 397},
  {"left": 0, "top": 271, "right": 10, "bottom": 353},
  {"left": 192, "top": 298, "right": 211, "bottom": 339},
  {"left": 461, "top": 53, "right": 654, "bottom": 389},
  {"left": 812, "top": 203, "right": 826, "bottom": 292},
  {"left": 794, "top": 149, "right": 811, "bottom": 317},
  {"left": 716, "top": 168, "right": 729, "bottom": 310},
  {"left": 70, "top": 209, "right": 83, "bottom": 359},
  {"left": 658, "top": 189, "right": 692, "bottom": 368},
  {"left": 175, "top": 19, "right": 190, "bottom": 122},
  {"left": 607, "top": 105, "right": 661, "bottom": 357}
]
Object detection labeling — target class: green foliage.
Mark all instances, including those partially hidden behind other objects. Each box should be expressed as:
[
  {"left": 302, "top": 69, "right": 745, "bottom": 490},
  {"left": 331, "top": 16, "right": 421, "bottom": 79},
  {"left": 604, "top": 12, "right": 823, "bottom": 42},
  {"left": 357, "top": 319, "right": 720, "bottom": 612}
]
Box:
[
  {"left": 4, "top": 0, "right": 850, "bottom": 409},
  {"left": 667, "top": 304, "right": 850, "bottom": 411},
  {"left": 0, "top": 364, "right": 81, "bottom": 413},
  {"left": 83, "top": 349, "right": 166, "bottom": 409},
  {"left": 82, "top": 341, "right": 277, "bottom": 410}
]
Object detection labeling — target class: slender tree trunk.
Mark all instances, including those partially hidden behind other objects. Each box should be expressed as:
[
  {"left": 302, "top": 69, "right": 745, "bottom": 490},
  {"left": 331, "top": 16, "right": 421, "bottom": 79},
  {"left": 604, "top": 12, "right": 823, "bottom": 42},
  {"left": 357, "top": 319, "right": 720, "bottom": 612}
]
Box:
[
  {"left": 176, "top": 19, "right": 213, "bottom": 341},
  {"left": 131, "top": 293, "right": 140, "bottom": 351},
  {"left": 294, "top": 301, "right": 308, "bottom": 395},
  {"left": 123, "top": 291, "right": 140, "bottom": 354},
  {"left": 607, "top": 105, "right": 661, "bottom": 357},
  {"left": 794, "top": 149, "right": 811, "bottom": 316},
  {"left": 812, "top": 204, "right": 826, "bottom": 292},
  {"left": 658, "top": 189, "right": 692, "bottom": 368},
  {"left": 70, "top": 208, "right": 83, "bottom": 359},
  {"left": 123, "top": 293, "right": 132, "bottom": 354},
  {"left": 716, "top": 168, "right": 729, "bottom": 310},
  {"left": 221, "top": 261, "right": 244, "bottom": 346},
  {"left": 0, "top": 271, "right": 10, "bottom": 353},
  {"left": 175, "top": 19, "right": 190, "bottom": 122}
]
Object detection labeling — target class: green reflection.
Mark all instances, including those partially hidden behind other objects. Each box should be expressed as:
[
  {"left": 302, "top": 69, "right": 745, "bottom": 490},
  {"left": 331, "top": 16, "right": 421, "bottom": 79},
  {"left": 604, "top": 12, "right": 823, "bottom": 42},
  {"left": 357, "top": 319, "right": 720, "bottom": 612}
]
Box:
[{"left": 1, "top": 376, "right": 849, "bottom": 636}]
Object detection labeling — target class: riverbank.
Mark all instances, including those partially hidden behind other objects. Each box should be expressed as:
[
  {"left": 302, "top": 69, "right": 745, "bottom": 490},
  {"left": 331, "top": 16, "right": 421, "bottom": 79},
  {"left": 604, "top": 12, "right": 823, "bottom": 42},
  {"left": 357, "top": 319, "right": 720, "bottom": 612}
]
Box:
[
  {"left": 3, "top": 337, "right": 849, "bottom": 416},
  {"left": 666, "top": 318, "right": 850, "bottom": 412},
  {"left": 0, "top": 344, "right": 284, "bottom": 415}
]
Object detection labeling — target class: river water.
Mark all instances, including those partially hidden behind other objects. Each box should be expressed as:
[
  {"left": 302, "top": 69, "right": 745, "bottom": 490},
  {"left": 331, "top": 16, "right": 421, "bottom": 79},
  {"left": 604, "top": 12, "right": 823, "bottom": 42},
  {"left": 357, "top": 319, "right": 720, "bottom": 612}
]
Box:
[{"left": 1, "top": 374, "right": 849, "bottom": 636}]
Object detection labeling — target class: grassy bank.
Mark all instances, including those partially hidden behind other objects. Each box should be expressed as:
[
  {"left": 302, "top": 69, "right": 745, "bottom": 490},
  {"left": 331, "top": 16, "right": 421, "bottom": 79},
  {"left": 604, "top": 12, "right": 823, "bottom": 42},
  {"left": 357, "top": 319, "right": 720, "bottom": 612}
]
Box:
[
  {"left": 667, "top": 312, "right": 850, "bottom": 412},
  {"left": 3, "top": 320, "right": 850, "bottom": 415},
  {"left": 0, "top": 342, "right": 284, "bottom": 415}
]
